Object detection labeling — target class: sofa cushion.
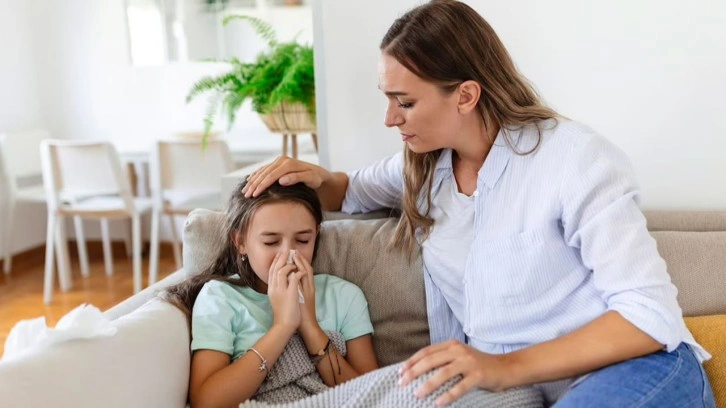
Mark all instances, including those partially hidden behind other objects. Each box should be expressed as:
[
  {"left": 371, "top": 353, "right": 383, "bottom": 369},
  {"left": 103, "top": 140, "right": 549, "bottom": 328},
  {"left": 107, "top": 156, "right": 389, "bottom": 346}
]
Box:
[
  {"left": 684, "top": 315, "right": 726, "bottom": 407},
  {"left": 0, "top": 300, "right": 190, "bottom": 408},
  {"left": 649, "top": 231, "right": 726, "bottom": 316},
  {"left": 183, "top": 208, "right": 227, "bottom": 277},
  {"left": 182, "top": 209, "right": 430, "bottom": 367},
  {"left": 645, "top": 210, "right": 726, "bottom": 232},
  {"left": 314, "top": 218, "right": 429, "bottom": 366}
]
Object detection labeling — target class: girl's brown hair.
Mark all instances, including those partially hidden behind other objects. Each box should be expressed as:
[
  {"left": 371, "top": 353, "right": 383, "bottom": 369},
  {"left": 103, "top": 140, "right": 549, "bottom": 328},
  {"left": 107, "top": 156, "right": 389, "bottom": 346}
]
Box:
[
  {"left": 163, "top": 179, "right": 323, "bottom": 318},
  {"left": 381, "top": 0, "right": 559, "bottom": 252}
]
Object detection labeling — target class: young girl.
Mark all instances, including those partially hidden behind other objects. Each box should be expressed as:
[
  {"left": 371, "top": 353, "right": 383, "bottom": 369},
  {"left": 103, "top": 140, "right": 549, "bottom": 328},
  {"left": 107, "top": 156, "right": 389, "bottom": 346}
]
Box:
[{"left": 165, "top": 180, "right": 379, "bottom": 407}]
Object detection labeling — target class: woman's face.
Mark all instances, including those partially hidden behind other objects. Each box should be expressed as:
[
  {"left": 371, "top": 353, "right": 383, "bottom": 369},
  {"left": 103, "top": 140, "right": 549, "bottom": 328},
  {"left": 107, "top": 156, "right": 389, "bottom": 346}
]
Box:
[
  {"left": 378, "top": 53, "right": 462, "bottom": 153},
  {"left": 238, "top": 201, "right": 318, "bottom": 291}
]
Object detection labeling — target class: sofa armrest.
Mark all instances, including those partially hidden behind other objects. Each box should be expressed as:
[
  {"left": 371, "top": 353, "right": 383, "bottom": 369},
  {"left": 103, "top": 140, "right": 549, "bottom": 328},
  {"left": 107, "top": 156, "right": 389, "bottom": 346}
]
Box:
[
  {"left": 0, "top": 299, "right": 190, "bottom": 408},
  {"left": 104, "top": 269, "right": 187, "bottom": 320}
]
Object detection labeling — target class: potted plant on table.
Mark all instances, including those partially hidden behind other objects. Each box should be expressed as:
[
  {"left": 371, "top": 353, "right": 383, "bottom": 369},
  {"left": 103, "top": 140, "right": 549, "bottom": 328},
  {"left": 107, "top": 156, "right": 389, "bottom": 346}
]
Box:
[{"left": 186, "top": 15, "right": 316, "bottom": 154}]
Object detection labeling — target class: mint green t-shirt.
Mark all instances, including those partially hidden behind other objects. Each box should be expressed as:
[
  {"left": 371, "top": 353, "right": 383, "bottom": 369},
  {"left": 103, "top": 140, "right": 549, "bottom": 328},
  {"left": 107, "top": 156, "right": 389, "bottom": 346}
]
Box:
[{"left": 191, "top": 274, "right": 374, "bottom": 361}]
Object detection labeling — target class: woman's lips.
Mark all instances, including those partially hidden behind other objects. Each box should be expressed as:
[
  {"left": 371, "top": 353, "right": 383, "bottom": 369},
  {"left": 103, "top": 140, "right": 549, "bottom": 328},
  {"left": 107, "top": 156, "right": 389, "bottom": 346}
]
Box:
[{"left": 401, "top": 133, "right": 414, "bottom": 142}]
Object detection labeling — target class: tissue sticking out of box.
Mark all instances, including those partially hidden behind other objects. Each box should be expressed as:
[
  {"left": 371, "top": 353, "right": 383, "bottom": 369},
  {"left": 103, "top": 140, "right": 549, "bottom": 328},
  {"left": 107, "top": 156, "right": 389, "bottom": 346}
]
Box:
[
  {"left": 2, "top": 304, "right": 117, "bottom": 360},
  {"left": 287, "top": 249, "right": 305, "bottom": 304}
]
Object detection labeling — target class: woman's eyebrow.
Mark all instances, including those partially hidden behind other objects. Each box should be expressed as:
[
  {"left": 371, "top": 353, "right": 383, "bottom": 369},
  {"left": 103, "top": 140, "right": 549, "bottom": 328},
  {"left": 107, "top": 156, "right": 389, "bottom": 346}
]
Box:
[{"left": 377, "top": 84, "right": 408, "bottom": 96}]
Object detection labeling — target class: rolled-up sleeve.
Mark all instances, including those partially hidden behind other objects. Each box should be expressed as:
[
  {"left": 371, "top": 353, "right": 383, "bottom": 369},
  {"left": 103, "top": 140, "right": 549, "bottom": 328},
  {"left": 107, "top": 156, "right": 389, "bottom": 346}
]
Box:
[
  {"left": 560, "top": 135, "right": 683, "bottom": 351},
  {"left": 342, "top": 151, "right": 405, "bottom": 214}
]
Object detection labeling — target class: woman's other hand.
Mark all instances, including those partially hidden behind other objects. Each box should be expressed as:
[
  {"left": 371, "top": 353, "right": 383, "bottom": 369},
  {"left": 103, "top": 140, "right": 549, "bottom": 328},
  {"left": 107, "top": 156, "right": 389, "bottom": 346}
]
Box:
[
  {"left": 399, "top": 340, "right": 516, "bottom": 406},
  {"left": 243, "top": 156, "right": 332, "bottom": 198},
  {"left": 267, "top": 252, "right": 304, "bottom": 332}
]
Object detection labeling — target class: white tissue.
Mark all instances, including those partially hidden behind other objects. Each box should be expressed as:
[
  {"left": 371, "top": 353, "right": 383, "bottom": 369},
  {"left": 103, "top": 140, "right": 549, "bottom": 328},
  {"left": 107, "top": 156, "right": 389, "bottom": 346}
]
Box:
[
  {"left": 287, "top": 249, "right": 305, "bottom": 304},
  {"left": 3, "top": 304, "right": 117, "bottom": 360}
]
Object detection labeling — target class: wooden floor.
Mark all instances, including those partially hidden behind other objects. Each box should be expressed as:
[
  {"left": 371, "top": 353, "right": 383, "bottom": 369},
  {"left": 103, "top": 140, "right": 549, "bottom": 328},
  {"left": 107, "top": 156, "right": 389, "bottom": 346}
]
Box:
[{"left": 0, "top": 242, "right": 178, "bottom": 357}]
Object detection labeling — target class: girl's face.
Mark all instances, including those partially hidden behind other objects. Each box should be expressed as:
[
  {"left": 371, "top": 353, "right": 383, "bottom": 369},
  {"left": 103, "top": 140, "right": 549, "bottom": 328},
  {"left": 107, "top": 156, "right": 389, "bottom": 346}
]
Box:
[
  {"left": 238, "top": 201, "right": 318, "bottom": 290},
  {"left": 378, "top": 53, "right": 463, "bottom": 153}
]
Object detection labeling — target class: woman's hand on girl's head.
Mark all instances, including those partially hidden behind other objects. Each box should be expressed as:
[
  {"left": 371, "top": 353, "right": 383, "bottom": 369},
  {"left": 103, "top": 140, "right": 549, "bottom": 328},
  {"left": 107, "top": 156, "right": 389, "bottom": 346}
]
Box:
[
  {"left": 243, "top": 155, "right": 332, "bottom": 198},
  {"left": 398, "top": 340, "right": 516, "bottom": 406},
  {"left": 293, "top": 251, "right": 318, "bottom": 333},
  {"left": 267, "top": 252, "right": 304, "bottom": 332}
]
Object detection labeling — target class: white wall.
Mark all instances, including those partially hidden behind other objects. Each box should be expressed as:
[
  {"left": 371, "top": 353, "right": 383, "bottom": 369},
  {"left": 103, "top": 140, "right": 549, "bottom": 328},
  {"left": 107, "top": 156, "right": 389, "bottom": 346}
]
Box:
[
  {"left": 314, "top": 0, "right": 726, "bottom": 210},
  {"left": 0, "top": 0, "right": 42, "bottom": 131},
  {"left": 313, "top": 0, "right": 400, "bottom": 176},
  {"left": 0, "top": 0, "right": 47, "bottom": 254}
]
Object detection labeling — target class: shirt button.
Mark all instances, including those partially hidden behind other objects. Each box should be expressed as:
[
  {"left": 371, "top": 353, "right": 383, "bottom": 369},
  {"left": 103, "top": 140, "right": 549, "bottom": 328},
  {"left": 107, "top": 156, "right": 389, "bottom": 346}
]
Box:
[{"left": 473, "top": 190, "right": 479, "bottom": 197}]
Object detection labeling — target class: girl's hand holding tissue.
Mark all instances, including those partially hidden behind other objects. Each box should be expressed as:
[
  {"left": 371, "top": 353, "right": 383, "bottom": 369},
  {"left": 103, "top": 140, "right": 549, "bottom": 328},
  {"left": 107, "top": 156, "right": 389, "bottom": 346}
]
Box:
[
  {"left": 268, "top": 251, "right": 304, "bottom": 332},
  {"left": 291, "top": 250, "right": 319, "bottom": 334}
]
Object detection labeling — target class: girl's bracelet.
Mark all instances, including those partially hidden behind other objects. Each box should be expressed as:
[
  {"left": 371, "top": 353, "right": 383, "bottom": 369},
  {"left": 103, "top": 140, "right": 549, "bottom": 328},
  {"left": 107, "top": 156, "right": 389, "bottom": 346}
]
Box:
[
  {"left": 308, "top": 337, "right": 332, "bottom": 366},
  {"left": 247, "top": 347, "right": 270, "bottom": 378}
]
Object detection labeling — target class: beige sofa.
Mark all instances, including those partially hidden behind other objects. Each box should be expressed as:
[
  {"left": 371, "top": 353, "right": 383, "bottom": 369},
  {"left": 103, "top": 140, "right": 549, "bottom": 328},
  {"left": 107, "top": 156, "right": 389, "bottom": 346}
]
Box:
[{"left": 0, "top": 209, "right": 724, "bottom": 407}]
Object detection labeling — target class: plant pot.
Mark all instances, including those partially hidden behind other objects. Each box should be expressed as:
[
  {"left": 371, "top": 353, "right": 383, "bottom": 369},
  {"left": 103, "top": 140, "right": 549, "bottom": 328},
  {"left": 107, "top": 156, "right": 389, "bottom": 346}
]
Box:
[{"left": 258, "top": 102, "right": 316, "bottom": 134}]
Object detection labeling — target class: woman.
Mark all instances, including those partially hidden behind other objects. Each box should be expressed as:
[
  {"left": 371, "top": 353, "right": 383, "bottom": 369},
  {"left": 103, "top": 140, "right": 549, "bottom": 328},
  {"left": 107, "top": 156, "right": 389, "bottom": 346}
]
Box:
[{"left": 242, "top": 1, "right": 714, "bottom": 406}]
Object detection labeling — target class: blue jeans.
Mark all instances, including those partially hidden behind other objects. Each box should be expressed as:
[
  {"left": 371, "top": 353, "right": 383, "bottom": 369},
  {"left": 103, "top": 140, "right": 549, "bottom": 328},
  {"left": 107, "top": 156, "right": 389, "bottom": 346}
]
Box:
[{"left": 554, "top": 343, "right": 715, "bottom": 407}]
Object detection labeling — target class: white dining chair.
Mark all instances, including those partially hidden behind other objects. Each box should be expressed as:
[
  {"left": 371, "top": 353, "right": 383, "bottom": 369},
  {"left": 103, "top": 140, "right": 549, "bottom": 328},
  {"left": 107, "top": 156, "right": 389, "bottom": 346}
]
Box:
[
  {"left": 40, "top": 140, "right": 156, "bottom": 303},
  {"left": 0, "top": 130, "right": 133, "bottom": 281},
  {"left": 148, "top": 138, "right": 234, "bottom": 284}
]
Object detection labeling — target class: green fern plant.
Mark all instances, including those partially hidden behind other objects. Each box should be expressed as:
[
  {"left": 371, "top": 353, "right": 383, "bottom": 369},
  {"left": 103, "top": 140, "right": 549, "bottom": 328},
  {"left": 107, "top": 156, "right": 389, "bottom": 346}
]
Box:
[{"left": 186, "top": 15, "right": 315, "bottom": 138}]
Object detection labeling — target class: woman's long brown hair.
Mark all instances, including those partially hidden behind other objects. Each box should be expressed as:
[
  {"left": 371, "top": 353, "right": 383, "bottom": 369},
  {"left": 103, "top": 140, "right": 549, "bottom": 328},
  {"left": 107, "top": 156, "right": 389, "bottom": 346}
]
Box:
[{"left": 381, "top": 0, "right": 559, "bottom": 252}]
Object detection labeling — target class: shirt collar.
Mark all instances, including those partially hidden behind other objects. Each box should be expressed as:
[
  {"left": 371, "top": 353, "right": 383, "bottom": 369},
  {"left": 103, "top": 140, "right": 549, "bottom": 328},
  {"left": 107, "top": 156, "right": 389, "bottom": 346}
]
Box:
[
  {"left": 433, "top": 127, "right": 523, "bottom": 190},
  {"left": 435, "top": 148, "right": 453, "bottom": 171},
  {"left": 478, "top": 128, "right": 518, "bottom": 190}
]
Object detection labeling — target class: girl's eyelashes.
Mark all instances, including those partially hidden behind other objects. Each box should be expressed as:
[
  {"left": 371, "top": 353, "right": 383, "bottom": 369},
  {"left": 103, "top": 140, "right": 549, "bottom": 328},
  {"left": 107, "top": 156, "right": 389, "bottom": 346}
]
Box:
[{"left": 262, "top": 240, "right": 310, "bottom": 246}]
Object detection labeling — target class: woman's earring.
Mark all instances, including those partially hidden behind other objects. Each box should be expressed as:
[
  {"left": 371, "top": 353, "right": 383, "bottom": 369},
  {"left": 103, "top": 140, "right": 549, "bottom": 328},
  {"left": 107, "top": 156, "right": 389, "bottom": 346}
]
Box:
[{"left": 241, "top": 254, "right": 247, "bottom": 262}]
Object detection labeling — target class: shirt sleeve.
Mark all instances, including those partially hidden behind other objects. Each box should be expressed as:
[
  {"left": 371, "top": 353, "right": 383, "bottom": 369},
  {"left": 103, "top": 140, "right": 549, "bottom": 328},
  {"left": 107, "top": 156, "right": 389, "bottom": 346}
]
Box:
[
  {"left": 190, "top": 281, "right": 239, "bottom": 355},
  {"left": 337, "top": 282, "right": 375, "bottom": 341},
  {"left": 559, "top": 134, "right": 684, "bottom": 352},
  {"left": 342, "top": 151, "right": 405, "bottom": 214}
]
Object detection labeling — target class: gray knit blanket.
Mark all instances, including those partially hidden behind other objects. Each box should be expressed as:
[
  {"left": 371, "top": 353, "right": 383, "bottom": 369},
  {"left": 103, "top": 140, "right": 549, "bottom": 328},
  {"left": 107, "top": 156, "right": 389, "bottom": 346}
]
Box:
[
  {"left": 241, "top": 333, "right": 544, "bottom": 408},
  {"left": 249, "top": 331, "right": 348, "bottom": 404}
]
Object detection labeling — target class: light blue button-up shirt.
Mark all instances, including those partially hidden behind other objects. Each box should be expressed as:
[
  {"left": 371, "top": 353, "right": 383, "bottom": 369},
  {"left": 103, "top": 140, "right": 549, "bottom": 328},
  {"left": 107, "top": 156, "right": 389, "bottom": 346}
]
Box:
[{"left": 342, "top": 120, "right": 708, "bottom": 362}]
